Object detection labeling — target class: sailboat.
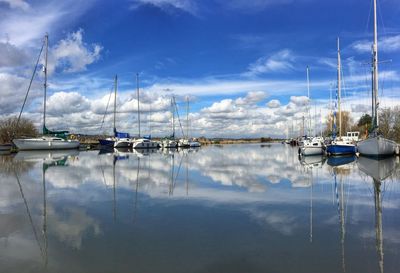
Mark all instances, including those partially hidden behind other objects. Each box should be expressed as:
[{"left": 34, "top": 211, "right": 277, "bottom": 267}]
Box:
[
  {"left": 178, "top": 97, "right": 201, "bottom": 148},
  {"left": 357, "top": 0, "right": 397, "bottom": 157},
  {"left": 178, "top": 97, "right": 190, "bottom": 148},
  {"left": 99, "top": 75, "right": 131, "bottom": 148},
  {"left": 131, "top": 73, "right": 159, "bottom": 149},
  {"left": 13, "top": 34, "right": 80, "bottom": 150},
  {"left": 161, "top": 97, "right": 178, "bottom": 148},
  {"left": 327, "top": 38, "right": 356, "bottom": 156},
  {"left": 299, "top": 66, "right": 325, "bottom": 156}
]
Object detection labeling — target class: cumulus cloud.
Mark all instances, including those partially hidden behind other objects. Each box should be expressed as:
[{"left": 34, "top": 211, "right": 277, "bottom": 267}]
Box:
[
  {"left": 49, "top": 29, "right": 103, "bottom": 73},
  {"left": 0, "top": 41, "right": 28, "bottom": 67},
  {"left": 244, "top": 49, "right": 295, "bottom": 77},
  {"left": 129, "top": 0, "right": 198, "bottom": 15},
  {"left": 46, "top": 91, "right": 91, "bottom": 115},
  {"left": 290, "top": 95, "right": 309, "bottom": 106},
  {"left": 351, "top": 104, "right": 370, "bottom": 113},
  {"left": 203, "top": 99, "right": 236, "bottom": 113},
  {"left": 267, "top": 99, "right": 280, "bottom": 108},
  {"left": 0, "top": 73, "right": 42, "bottom": 114},
  {"left": 235, "top": 91, "right": 268, "bottom": 105}
]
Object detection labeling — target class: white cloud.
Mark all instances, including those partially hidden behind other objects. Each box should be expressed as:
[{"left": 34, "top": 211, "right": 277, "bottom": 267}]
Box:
[
  {"left": 352, "top": 35, "right": 400, "bottom": 53},
  {"left": 203, "top": 99, "right": 235, "bottom": 113},
  {"left": 49, "top": 29, "right": 103, "bottom": 73},
  {"left": 0, "top": 72, "right": 41, "bottom": 114},
  {"left": 129, "top": 0, "right": 198, "bottom": 15},
  {"left": 290, "top": 95, "right": 309, "bottom": 106},
  {"left": 46, "top": 91, "right": 91, "bottom": 115},
  {"left": 244, "top": 49, "right": 295, "bottom": 77},
  {"left": 235, "top": 91, "right": 268, "bottom": 105},
  {"left": 267, "top": 99, "right": 280, "bottom": 108},
  {"left": 0, "top": 0, "right": 97, "bottom": 47},
  {"left": 0, "top": 0, "right": 29, "bottom": 11},
  {"left": 0, "top": 41, "right": 27, "bottom": 67}
]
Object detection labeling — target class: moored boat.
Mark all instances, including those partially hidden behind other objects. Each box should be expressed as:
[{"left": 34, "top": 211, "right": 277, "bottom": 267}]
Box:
[
  {"left": 326, "top": 38, "right": 356, "bottom": 156},
  {"left": 357, "top": 0, "right": 396, "bottom": 157},
  {"left": 13, "top": 34, "right": 80, "bottom": 151}
]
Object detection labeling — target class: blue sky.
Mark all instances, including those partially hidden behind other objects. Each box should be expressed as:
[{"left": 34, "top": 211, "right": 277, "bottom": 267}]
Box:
[{"left": 0, "top": 0, "right": 399, "bottom": 137}]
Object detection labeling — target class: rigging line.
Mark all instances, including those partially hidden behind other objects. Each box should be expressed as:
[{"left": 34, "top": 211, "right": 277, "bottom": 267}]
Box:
[
  {"left": 14, "top": 171, "right": 45, "bottom": 260},
  {"left": 174, "top": 99, "right": 185, "bottom": 137},
  {"left": 377, "top": 0, "right": 387, "bottom": 37},
  {"left": 100, "top": 84, "right": 114, "bottom": 130},
  {"left": 173, "top": 152, "right": 185, "bottom": 192},
  {"left": 15, "top": 40, "right": 45, "bottom": 133},
  {"left": 341, "top": 62, "right": 348, "bottom": 112},
  {"left": 365, "top": 0, "right": 374, "bottom": 34}
]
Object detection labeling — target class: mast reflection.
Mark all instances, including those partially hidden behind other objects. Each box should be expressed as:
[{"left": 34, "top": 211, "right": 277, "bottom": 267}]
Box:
[
  {"left": 357, "top": 156, "right": 397, "bottom": 273},
  {"left": 13, "top": 150, "right": 78, "bottom": 269}
]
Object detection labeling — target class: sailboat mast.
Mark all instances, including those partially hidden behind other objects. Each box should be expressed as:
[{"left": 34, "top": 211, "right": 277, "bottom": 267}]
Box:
[
  {"left": 113, "top": 75, "right": 117, "bottom": 133},
  {"left": 172, "top": 97, "right": 176, "bottom": 138},
  {"left": 306, "top": 66, "right": 311, "bottom": 136},
  {"left": 43, "top": 34, "right": 49, "bottom": 133},
  {"left": 186, "top": 96, "right": 189, "bottom": 139},
  {"left": 372, "top": 0, "right": 379, "bottom": 130},
  {"left": 374, "top": 179, "right": 384, "bottom": 273},
  {"left": 337, "top": 37, "right": 342, "bottom": 138},
  {"left": 136, "top": 73, "right": 141, "bottom": 138}
]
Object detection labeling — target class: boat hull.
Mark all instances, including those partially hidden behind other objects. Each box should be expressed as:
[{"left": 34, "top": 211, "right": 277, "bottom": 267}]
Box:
[
  {"left": 132, "top": 139, "right": 159, "bottom": 149},
  {"left": 161, "top": 140, "right": 177, "bottom": 148},
  {"left": 327, "top": 155, "right": 356, "bottom": 166},
  {"left": 0, "top": 144, "right": 12, "bottom": 151},
  {"left": 99, "top": 139, "right": 115, "bottom": 147},
  {"left": 300, "top": 146, "right": 324, "bottom": 156},
  {"left": 114, "top": 139, "right": 131, "bottom": 148},
  {"left": 357, "top": 136, "right": 397, "bottom": 157},
  {"left": 189, "top": 141, "right": 201, "bottom": 147},
  {"left": 13, "top": 138, "right": 80, "bottom": 150},
  {"left": 326, "top": 144, "right": 356, "bottom": 155}
]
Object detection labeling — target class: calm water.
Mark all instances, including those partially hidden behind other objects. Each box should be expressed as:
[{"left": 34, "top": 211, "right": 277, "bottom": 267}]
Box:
[{"left": 0, "top": 144, "right": 399, "bottom": 273}]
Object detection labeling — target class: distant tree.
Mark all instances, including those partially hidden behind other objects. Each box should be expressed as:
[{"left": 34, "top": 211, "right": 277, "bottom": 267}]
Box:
[
  {"left": 0, "top": 117, "right": 38, "bottom": 143},
  {"left": 357, "top": 114, "right": 372, "bottom": 127},
  {"left": 324, "top": 111, "right": 353, "bottom": 137},
  {"left": 378, "top": 107, "right": 400, "bottom": 142}
]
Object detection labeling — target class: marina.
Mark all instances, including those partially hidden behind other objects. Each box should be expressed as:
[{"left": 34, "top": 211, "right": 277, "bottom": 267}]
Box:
[
  {"left": 1, "top": 144, "right": 400, "bottom": 272},
  {"left": 1, "top": 0, "right": 400, "bottom": 272}
]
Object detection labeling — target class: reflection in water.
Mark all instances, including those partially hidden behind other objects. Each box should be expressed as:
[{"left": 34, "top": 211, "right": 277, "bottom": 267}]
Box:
[
  {"left": 0, "top": 145, "right": 399, "bottom": 273},
  {"left": 329, "top": 158, "right": 354, "bottom": 273},
  {"left": 357, "top": 156, "right": 396, "bottom": 273},
  {"left": 13, "top": 151, "right": 76, "bottom": 269}
]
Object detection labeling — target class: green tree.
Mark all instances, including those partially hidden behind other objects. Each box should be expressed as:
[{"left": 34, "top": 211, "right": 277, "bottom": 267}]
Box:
[{"left": 357, "top": 114, "right": 372, "bottom": 127}]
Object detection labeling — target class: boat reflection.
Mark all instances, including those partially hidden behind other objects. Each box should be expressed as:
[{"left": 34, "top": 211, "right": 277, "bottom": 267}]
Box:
[
  {"left": 330, "top": 158, "right": 354, "bottom": 272},
  {"left": 357, "top": 156, "right": 397, "bottom": 273},
  {"left": 13, "top": 151, "right": 75, "bottom": 269},
  {"left": 327, "top": 155, "right": 356, "bottom": 167},
  {"left": 299, "top": 154, "right": 326, "bottom": 169}
]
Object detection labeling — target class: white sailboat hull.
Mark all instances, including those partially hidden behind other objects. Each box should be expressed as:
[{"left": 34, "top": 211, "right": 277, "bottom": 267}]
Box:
[
  {"left": 132, "top": 139, "right": 159, "bottom": 149},
  {"left": 357, "top": 136, "right": 397, "bottom": 157},
  {"left": 114, "top": 138, "right": 131, "bottom": 148},
  {"left": 161, "top": 140, "right": 177, "bottom": 148},
  {"left": 13, "top": 137, "right": 80, "bottom": 150},
  {"left": 301, "top": 146, "right": 324, "bottom": 156}
]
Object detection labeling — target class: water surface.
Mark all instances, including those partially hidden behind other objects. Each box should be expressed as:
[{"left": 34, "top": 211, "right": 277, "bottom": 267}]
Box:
[{"left": 1, "top": 144, "right": 399, "bottom": 273}]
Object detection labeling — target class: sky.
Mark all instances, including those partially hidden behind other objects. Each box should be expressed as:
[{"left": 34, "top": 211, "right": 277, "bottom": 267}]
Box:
[{"left": 0, "top": 0, "right": 399, "bottom": 138}]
